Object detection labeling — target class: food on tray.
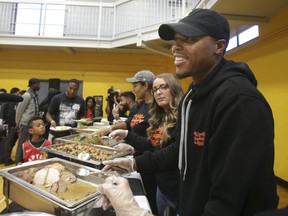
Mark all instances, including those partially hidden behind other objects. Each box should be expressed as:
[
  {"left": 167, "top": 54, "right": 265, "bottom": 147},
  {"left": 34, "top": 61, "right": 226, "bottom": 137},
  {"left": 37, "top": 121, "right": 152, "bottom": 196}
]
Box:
[
  {"left": 79, "top": 118, "right": 93, "bottom": 124},
  {"left": 71, "top": 131, "right": 111, "bottom": 146},
  {"left": 49, "top": 142, "right": 118, "bottom": 161},
  {"left": 18, "top": 162, "right": 97, "bottom": 201}
]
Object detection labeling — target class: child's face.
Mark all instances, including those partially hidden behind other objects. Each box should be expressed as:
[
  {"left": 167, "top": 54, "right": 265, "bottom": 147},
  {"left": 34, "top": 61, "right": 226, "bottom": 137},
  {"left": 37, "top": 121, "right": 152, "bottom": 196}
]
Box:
[{"left": 29, "top": 119, "right": 46, "bottom": 136}]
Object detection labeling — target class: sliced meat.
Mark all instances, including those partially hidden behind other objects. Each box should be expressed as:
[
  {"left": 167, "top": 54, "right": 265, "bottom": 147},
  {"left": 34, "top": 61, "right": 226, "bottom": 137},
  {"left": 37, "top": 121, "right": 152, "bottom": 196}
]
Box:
[
  {"left": 50, "top": 181, "right": 59, "bottom": 193},
  {"left": 57, "top": 179, "right": 68, "bottom": 193},
  {"left": 19, "top": 172, "right": 33, "bottom": 183},
  {"left": 60, "top": 171, "right": 77, "bottom": 183}
]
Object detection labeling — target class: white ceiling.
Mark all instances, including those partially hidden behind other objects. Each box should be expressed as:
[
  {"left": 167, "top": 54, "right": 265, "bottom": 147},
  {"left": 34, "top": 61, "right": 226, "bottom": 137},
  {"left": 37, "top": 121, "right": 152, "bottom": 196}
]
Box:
[{"left": 1, "top": 0, "right": 288, "bottom": 56}]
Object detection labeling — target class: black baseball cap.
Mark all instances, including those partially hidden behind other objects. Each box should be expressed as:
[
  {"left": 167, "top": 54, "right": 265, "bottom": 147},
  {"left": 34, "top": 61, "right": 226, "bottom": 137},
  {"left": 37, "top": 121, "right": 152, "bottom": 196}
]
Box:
[
  {"left": 28, "top": 78, "right": 40, "bottom": 87},
  {"left": 158, "top": 9, "right": 230, "bottom": 46}
]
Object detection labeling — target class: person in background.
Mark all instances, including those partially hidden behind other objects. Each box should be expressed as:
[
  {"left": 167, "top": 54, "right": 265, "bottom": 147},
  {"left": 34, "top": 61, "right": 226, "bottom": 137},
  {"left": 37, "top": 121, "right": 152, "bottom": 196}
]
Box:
[
  {"left": 15, "top": 78, "right": 40, "bottom": 165},
  {"left": 19, "top": 90, "right": 26, "bottom": 96},
  {"left": 46, "top": 79, "right": 86, "bottom": 140},
  {"left": 110, "top": 73, "right": 183, "bottom": 216},
  {"left": 112, "top": 90, "right": 127, "bottom": 121},
  {"left": 85, "top": 96, "right": 96, "bottom": 118},
  {"left": 39, "top": 88, "right": 61, "bottom": 139},
  {"left": 0, "top": 88, "right": 7, "bottom": 114},
  {"left": 17, "top": 116, "right": 51, "bottom": 165},
  {"left": 100, "top": 70, "right": 156, "bottom": 138},
  {"left": 101, "top": 9, "right": 279, "bottom": 216},
  {"left": 105, "top": 87, "right": 123, "bottom": 124},
  {"left": 0, "top": 88, "right": 7, "bottom": 93},
  {"left": 0, "top": 87, "right": 20, "bottom": 166},
  {"left": 113, "top": 91, "right": 137, "bottom": 123}
]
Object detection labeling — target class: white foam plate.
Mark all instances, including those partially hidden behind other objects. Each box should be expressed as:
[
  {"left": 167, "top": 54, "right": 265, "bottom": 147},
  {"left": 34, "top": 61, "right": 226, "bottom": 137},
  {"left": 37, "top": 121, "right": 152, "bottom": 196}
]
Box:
[{"left": 50, "top": 126, "right": 72, "bottom": 132}]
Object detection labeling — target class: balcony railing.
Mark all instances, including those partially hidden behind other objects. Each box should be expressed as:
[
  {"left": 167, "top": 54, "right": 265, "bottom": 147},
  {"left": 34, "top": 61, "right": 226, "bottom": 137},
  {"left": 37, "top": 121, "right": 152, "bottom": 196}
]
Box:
[{"left": 0, "top": 0, "right": 215, "bottom": 47}]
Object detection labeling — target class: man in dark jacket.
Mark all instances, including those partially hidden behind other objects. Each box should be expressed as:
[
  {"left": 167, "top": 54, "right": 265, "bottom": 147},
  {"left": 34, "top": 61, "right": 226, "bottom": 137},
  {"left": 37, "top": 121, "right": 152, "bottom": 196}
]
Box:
[
  {"left": 99, "top": 9, "right": 279, "bottom": 216},
  {"left": 0, "top": 87, "right": 20, "bottom": 165}
]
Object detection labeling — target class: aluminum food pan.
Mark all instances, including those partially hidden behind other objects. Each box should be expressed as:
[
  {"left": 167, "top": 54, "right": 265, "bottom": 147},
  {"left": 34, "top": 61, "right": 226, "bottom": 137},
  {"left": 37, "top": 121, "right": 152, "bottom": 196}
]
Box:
[
  {"left": 0, "top": 158, "right": 105, "bottom": 215},
  {"left": 41, "top": 142, "right": 126, "bottom": 167},
  {"left": 54, "top": 133, "right": 120, "bottom": 147}
]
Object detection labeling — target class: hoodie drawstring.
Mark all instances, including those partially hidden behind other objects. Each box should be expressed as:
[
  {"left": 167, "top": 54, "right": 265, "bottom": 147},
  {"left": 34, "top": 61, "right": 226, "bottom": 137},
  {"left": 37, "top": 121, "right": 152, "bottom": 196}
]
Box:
[{"left": 178, "top": 89, "right": 193, "bottom": 180}]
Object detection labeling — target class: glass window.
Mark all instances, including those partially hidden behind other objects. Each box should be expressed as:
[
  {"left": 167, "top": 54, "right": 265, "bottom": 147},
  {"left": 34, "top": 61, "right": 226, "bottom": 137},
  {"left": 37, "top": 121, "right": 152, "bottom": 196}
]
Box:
[
  {"left": 226, "top": 36, "right": 237, "bottom": 51},
  {"left": 239, "top": 25, "right": 259, "bottom": 45}
]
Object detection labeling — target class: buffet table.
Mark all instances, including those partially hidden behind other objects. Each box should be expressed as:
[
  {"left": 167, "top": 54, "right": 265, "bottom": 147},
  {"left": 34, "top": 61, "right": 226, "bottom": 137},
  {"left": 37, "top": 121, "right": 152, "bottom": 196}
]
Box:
[{"left": 0, "top": 159, "right": 151, "bottom": 216}]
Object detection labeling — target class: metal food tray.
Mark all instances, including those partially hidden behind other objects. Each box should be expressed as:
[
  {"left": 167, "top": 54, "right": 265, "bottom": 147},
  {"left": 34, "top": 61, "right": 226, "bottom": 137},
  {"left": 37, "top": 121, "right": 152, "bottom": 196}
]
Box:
[
  {"left": 0, "top": 158, "right": 105, "bottom": 215},
  {"left": 54, "top": 133, "right": 119, "bottom": 147},
  {"left": 41, "top": 142, "right": 126, "bottom": 167}
]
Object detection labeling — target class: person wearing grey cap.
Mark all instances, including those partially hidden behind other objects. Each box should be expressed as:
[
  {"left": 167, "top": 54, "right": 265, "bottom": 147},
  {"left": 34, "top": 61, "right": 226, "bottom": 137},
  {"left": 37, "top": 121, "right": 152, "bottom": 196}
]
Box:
[
  {"left": 15, "top": 78, "right": 40, "bottom": 165},
  {"left": 99, "top": 70, "right": 159, "bottom": 214},
  {"left": 99, "top": 9, "right": 278, "bottom": 216},
  {"left": 100, "top": 70, "right": 156, "bottom": 137}
]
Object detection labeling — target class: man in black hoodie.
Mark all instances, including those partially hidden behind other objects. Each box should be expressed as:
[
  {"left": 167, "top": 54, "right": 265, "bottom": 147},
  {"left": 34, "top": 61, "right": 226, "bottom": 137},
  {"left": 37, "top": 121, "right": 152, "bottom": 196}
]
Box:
[{"left": 99, "top": 9, "right": 279, "bottom": 216}]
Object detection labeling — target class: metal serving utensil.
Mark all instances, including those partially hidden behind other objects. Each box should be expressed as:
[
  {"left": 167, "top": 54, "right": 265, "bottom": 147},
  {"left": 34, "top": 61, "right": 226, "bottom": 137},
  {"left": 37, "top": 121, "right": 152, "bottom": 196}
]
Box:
[{"left": 75, "top": 167, "right": 128, "bottom": 177}]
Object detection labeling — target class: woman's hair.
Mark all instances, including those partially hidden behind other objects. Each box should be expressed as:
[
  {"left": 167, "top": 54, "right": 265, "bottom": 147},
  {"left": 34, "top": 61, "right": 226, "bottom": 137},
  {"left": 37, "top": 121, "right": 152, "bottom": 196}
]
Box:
[
  {"left": 147, "top": 73, "right": 183, "bottom": 144},
  {"left": 85, "top": 96, "right": 96, "bottom": 107},
  {"left": 85, "top": 96, "right": 96, "bottom": 116}
]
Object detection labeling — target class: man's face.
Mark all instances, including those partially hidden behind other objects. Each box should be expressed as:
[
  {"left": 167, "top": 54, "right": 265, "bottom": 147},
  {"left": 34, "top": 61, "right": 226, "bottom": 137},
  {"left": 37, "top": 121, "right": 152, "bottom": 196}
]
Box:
[
  {"left": 119, "top": 96, "right": 128, "bottom": 107},
  {"left": 66, "top": 83, "right": 79, "bottom": 98},
  {"left": 32, "top": 83, "right": 40, "bottom": 91},
  {"left": 171, "top": 34, "right": 219, "bottom": 82}
]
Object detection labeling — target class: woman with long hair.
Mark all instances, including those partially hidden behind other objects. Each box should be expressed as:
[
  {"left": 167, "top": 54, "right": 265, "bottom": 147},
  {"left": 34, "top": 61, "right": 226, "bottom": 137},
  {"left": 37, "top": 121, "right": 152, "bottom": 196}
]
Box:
[
  {"left": 109, "top": 73, "right": 183, "bottom": 216},
  {"left": 85, "top": 96, "right": 96, "bottom": 118}
]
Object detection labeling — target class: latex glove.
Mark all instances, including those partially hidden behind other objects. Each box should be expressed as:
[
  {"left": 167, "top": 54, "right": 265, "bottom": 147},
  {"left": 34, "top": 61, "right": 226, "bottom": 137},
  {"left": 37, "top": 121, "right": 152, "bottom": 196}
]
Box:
[
  {"left": 114, "top": 143, "right": 134, "bottom": 154},
  {"left": 109, "top": 129, "right": 128, "bottom": 141},
  {"left": 102, "top": 157, "right": 136, "bottom": 173},
  {"left": 98, "top": 125, "right": 112, "bottom": 136},
  {"left": 98, "top": 176, "right": 151, "bottom": 216}
]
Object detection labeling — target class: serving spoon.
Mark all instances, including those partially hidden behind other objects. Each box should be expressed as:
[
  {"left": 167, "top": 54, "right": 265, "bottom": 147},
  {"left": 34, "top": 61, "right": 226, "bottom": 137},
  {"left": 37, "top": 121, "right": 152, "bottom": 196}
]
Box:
[{"left": 75, "top": 167, "right": 128, "bottom": 177}]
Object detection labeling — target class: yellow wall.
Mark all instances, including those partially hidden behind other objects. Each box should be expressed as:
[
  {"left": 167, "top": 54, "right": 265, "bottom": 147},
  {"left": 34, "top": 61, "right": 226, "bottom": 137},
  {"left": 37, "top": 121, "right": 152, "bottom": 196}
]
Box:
[
  {"left": 0, "top": 47, "right": 191, "bottom": 104},
  {"left": 0, "top": 7, "right": 286, "bottom": 181},
  {"left": 0, "top": 49, "right": 187, "bottom": 107},
  {"left": 226, "top": 7, "right": 288, "bottom": 181}
]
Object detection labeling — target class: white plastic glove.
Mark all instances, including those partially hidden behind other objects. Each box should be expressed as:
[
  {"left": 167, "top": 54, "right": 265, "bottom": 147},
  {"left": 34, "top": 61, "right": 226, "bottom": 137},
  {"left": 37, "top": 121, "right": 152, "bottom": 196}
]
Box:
[
  {"left": 109, "top": 129, "right": 128, "bottom": 141},
  {"left": 102, "top": 157, "right": 136, "bottom": 173},
  {"left": 98, "top": 125, "right": 112, "bottom": 136},
  {"left": 114, "top": 143, "right": 134, "bottom": 154},
  {"left": 98, "top": 176, "right": 151, "bottom": 216}
]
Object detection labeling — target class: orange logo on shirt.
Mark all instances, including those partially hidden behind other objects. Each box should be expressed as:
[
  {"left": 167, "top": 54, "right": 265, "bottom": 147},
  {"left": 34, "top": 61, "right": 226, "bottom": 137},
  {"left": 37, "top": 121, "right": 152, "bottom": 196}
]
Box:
[
  {"left": 194, "top": 131, "right": 205, "bottom": 146},
  {"left": 150, "top": 128, "right": 163, "bottom": 147},
  {"left": 130, "top": 114, "right": 144, "bottom": 128}
]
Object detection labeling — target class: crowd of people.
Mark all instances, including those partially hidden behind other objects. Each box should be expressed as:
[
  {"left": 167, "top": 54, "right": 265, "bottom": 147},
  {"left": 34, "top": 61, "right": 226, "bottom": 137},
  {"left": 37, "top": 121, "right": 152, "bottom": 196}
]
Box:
[{"left": 0, "top": 8, "right": 285, "bottom": 216}]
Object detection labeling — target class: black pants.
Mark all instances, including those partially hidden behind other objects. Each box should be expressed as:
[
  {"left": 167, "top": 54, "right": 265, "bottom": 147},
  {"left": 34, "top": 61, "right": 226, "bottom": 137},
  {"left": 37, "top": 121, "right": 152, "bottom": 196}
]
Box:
[{"left": 3, "top": 127, "right": 18, "bottom": 162}]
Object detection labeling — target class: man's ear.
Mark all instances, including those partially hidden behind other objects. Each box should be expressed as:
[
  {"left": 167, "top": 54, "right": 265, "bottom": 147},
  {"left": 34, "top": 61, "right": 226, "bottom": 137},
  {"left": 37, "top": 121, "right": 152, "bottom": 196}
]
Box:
[{"left": 215, "top": 39, "right": 227, "bottom": 54}]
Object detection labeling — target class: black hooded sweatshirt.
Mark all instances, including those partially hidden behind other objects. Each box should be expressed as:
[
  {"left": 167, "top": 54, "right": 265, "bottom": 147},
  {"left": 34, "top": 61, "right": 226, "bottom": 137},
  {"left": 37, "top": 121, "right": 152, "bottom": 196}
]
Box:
[{"left": 135, "top": 58, "right": 279, "bottom": 216}]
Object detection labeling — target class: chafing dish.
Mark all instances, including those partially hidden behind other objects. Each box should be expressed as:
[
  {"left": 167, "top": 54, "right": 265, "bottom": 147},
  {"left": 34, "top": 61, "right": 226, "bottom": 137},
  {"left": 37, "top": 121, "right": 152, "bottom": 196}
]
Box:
[
  {"left": 54, "top": 133, "right": 119, "bottom": 147},
  {"left": 41, "top": 142, "right": 126, "bottom": 169},
  {"left": 0, "top": 158, "right": 105, "bottom": 215}
]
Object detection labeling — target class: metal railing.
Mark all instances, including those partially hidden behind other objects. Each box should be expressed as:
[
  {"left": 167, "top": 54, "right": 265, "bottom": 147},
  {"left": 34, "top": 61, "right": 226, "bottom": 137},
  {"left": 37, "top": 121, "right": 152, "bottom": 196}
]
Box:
[{"left": 0, "top": 0, "right": 214, "bottom": 46}]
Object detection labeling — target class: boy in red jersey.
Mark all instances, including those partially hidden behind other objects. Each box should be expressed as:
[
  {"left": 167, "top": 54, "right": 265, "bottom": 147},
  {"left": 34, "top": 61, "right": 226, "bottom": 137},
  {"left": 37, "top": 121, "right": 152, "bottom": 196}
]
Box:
[{"left": 17, "top": 116, "right": 51, "bottom": 165}]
